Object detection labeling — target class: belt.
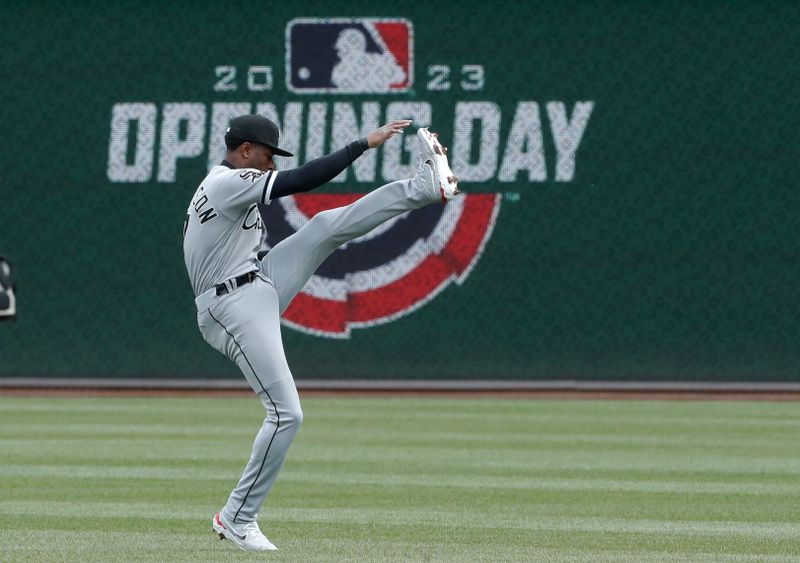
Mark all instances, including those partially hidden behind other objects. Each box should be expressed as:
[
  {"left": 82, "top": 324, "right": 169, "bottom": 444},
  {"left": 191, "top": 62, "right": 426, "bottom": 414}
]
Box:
[{"left": 215, "top": 271, "right": 258, "bottom": 296}]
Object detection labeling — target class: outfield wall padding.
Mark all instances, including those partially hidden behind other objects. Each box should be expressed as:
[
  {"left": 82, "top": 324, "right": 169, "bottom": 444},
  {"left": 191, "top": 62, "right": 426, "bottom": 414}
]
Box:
[{"left": 1, "top": 2, "right": 798, "bottom": 381}]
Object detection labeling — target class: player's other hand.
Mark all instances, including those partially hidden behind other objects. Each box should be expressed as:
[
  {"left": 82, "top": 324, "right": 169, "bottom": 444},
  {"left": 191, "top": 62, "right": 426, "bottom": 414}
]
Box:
[{"left": 367, "top": 120, "right": 412, "bottom": 148}]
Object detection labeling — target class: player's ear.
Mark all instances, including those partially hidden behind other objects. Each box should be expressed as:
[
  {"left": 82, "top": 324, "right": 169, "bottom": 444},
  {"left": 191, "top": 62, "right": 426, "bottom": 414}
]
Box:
[{"left": 241, "top": 142, "right": 252, "bottom": 160}]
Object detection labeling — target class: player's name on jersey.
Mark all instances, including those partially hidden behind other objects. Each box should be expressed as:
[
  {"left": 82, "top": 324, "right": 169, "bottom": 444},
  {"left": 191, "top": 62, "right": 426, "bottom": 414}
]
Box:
[{"left": 106, "top": 100, "right": 594, "bottom": 185}]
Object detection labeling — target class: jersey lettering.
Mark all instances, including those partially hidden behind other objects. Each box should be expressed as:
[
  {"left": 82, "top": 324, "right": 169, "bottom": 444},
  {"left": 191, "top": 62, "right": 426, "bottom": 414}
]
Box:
[
  {"left": 193, "top": 192, "right": 218, "bottom": 224},
  {"left": 240, "top": 170, "right": 264, "bottom": 183},
  {"left": 242, "top": 204, "right": 263, "bottom": 230},
  {"left": 198, "top": 207, "right": 218, "bottom": 224}
]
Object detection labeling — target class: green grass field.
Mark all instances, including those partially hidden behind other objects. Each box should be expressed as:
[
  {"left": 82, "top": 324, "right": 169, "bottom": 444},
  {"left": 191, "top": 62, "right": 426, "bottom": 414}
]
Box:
[{"left": 0, "top": 395, "right": 799, "bottom": 561}]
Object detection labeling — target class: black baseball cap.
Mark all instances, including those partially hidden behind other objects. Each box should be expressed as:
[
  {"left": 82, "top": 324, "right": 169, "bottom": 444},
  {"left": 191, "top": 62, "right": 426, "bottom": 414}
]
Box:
[{"left": 225, "top": 114, "right": 294, "bottom": 157}]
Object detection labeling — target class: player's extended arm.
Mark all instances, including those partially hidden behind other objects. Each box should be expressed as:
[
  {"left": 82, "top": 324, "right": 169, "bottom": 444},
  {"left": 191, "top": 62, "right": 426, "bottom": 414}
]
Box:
[{"left": 270, "top": 120, "right": 412, "bottom": 199}]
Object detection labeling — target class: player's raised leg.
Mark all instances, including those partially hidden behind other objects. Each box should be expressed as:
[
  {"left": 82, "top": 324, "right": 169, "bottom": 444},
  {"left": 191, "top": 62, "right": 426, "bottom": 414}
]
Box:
[{"left": 261, "top": 128, "right": 459, "bottom": 312}]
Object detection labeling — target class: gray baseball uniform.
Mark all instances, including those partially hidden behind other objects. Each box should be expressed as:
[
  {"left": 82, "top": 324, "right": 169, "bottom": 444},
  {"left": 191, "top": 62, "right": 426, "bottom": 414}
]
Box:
[{"left": 183, "top": 129, "right": 442, "bottom": 527}]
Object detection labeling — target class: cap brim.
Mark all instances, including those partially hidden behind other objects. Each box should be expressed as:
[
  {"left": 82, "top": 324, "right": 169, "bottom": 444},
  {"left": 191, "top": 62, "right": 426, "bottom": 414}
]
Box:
[{"left": 270, "top": 146, "right": 294, "bottom": 157}]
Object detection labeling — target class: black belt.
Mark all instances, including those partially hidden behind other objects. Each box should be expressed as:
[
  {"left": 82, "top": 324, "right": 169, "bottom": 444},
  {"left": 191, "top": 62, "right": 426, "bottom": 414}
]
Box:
[{"left": 215, "top": 271, "right": 258, "bottom": 296}]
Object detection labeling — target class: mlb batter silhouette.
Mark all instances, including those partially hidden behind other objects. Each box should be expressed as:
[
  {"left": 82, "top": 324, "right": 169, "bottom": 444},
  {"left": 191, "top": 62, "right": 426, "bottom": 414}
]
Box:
[{"left": 331, "top": 28, "right": 405, "bottom": 92}]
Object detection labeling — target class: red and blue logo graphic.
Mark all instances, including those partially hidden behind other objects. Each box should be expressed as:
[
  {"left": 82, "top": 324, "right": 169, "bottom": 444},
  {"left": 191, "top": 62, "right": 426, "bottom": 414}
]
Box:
[
  {"left": 286, "top": 18, "right": 413, "bottom": 94},
  {"left": 261, "top": 193, "right": 501, "bottom": 338}
]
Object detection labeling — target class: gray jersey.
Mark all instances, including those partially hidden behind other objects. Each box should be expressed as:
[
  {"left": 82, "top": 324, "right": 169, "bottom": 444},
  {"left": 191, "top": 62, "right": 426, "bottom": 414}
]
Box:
[{"left": 183, "top": 164, "right": 278, "bottom": 296}]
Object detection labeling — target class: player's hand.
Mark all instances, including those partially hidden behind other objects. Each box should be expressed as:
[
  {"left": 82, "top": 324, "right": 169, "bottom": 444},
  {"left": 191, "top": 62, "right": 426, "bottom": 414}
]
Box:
[{"left": 367, "top": 120, "right": 412, "bottom": 148}]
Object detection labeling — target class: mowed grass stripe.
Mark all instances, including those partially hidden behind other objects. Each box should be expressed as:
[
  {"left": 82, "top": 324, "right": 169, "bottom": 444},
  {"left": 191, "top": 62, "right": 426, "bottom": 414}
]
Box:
[
  {"left": 3, "top": 423, "right": 797, "bottom": 451},
  {"left": 2, "top": 500, "right": 799, "bottom": 540},
  {"left": 2, "top": 514, "right": 798, "bottom": 557},
  {"left": 3, "top": 530, "right": 793, "bottom": 563},
  {"left": 4, "top": 450, "right": 800, "bottom": 481},
  {"left": 3, "top": 521, "right": 799, "bottom": 563},
  {"left": 2, "top": 439, "right": 799, "bottom": 476},
  {"left": 4, "top": 399, "right": 799, "bottom": 431},
  {"left": 1, "top": 422, "right": 253, "bottom": 437},
  {"left": 2, "top": 463, "right": 799, "bottom": 496},
  {"left": 3, "top": 396, "right": 798, "bottom": 419}
]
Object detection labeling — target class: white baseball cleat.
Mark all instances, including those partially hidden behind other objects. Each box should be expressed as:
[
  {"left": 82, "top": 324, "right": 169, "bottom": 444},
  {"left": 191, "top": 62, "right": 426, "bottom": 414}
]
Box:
[
  {"left": 212, "top": 511, "right": 277, "bottom": 551},
  {"left": 417, "top": 127, "right": 460, "bottom": 202}
]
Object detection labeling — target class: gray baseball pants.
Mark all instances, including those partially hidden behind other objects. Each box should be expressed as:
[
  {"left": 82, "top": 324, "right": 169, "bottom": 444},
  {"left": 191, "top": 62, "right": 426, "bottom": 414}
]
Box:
[{"left": 195, "top": 170, "right": 437, "bottom": 524}]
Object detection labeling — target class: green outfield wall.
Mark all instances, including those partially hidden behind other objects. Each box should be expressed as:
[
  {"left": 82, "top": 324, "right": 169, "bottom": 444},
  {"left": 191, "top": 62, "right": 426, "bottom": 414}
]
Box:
[{"left": 1, "top": 1, "right": 798, "bottom": 381}]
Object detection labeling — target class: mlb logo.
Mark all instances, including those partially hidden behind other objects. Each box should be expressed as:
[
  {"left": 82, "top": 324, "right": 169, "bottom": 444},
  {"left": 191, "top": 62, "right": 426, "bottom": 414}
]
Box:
[{"left": 286, "top": 18, "right": 413, "bottom": 94}]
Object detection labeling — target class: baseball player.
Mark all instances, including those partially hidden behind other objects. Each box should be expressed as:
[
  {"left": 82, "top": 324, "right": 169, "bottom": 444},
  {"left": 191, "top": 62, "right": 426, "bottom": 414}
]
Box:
[{"left": 183, "top": 114, "right": 459, "bottom": 551}]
